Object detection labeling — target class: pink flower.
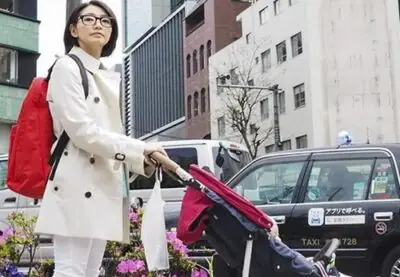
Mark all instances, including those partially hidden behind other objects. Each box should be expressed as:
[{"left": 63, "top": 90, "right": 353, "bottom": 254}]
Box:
[
  {"left": 166, "top": 231, "right": 177, "bottom": 241},
  {"left": 166, "top": 231, "right": 189, "bottom": 256},
  {"left": 129, "top": 211, "right": 139, "bottom": 223},
  {"left": 0, "top": 227, "right": 14, "bottom": 243},
  {"left": 191, "top": 269, "right": 208, "bottom": 277},
  {"left": 116, "top": 259, "right": 146, "bottom": 274}
]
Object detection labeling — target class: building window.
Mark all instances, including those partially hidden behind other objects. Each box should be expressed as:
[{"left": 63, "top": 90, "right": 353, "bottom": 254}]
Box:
[
  {"left": 200, "top": 88, "right": 206, "bottom": 113},
  {"left": 281, "top": 139, "right": 292, "bottom": 150},
  {"left": 199, "top": 45, "right": 205, "bottom": 70},
  {"left": 261, "top": 49, "right": 271, "bottom": 72},
  {"left": 296, "top": 135, "right": 308, "bottom": 149},
  {"left": 0, "top": 0, "right": 14, "bottom": 13},
  {"left": 216, "top": 77, "right": 225, "bottom": 94},
  {"left": 260, "top": 98, "right": 269, "bottom": 119},
  {"left": 217, "top": 116, "right": 226, "bottom": 137},
  {"left": 276, "top": 41, "right": 287, "bottom": 64},
  {"left": 278, "top": 91, "right": 286, "bottom": 113},
  {"left": 207, "top": 85, "right": 210, "bottom": 109},
  {"left": 294, "top": 83, "right": 306, "bottom": 108},
  {"left": 194, "top": 91, "right": 199, "bottom": 116},
  {"left": 0, "top": 47, "right": 18, "bottom": 84},
  {"left": 259, "top": 6, "right": 268, "bottom": 25},
  {"left": 0, "top": 160, "right": 7, "bottom": 190},
  {"left": 187, "top": 95, "right": 192, "bottom": 119},
  {"left": 265, "top": 144, "right": 274, "bottom": 153},
  {"left": 274, "top": 0, "right": 282, "bottom": 15},
  {"left": 230, "top": 68, "right": 239, "bottom": 85},
  {"left": 246, "top": 33, "right": 252, "bottom": 44},
  {"left": 193, "top": 50, "right": 198, "bottom": 74},
  {"left": 291, "top": 32, "right": 303, "bottom": 57},
  {"left": 186, "top": 54, "right": 191, "bottom": 78},
  {"left": 207, "top": 40, "right": 212, "bottom": 59}
]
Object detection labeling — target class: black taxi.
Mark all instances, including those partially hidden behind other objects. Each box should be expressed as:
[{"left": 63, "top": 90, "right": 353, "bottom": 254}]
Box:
[{"left": 168, "top": 144, "right": 400, "bottom": 277}]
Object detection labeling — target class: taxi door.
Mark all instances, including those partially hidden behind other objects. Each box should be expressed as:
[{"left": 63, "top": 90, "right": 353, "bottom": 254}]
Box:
[
  {"left": 227, "top": 152, "right": 312, "bottom": 248},
  {"left": 289, "top": 149, "right": 400, "bottom": 274}
]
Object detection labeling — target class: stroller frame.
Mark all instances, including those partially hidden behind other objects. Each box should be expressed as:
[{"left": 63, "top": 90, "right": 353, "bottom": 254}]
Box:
[{"left": 149, "top": 152, "right": 341, "bottom": 277}]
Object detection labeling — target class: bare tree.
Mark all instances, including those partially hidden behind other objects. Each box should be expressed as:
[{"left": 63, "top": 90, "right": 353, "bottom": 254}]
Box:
[{"left": 213, "top": 39, "right": 275, "bottom": 159}]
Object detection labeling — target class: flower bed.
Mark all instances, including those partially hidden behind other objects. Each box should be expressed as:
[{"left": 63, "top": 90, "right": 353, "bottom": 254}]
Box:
[{"left": 0, "top": 210, "right": 212, "bottom": 277}]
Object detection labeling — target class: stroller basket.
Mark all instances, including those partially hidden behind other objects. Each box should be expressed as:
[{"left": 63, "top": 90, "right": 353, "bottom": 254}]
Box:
[{"left": 149, "top": 153, "right": 341, "bottom": 277}]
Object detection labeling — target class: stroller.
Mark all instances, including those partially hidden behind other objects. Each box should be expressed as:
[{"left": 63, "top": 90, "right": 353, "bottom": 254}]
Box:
[{"left": 150, "top": 153, "right": 342, "bottom": 277}]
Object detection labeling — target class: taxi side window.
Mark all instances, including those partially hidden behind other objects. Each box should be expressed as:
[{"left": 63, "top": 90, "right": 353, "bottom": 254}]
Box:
[
  {"left": 304, "top": 159, "right": 374, "bottom": 202},
  {"left": 368, "top": 158, "right": 398, "bottom": 200},
  {"left": 0, "top": 160, "right": 7, "bottom": 190},
  {"left": 232, "top": 161, "right": 305, "bottom": 205}
]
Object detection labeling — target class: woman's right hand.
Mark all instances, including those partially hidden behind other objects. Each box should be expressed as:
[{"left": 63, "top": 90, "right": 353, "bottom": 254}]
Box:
[{"left": 143, "top": 145, "right": 168, "bottom": 162}]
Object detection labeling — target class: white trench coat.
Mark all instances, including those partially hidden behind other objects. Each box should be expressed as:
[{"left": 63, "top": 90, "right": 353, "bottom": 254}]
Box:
[{"left": 34, "top": 46, "right": 152, "bottom": 243}]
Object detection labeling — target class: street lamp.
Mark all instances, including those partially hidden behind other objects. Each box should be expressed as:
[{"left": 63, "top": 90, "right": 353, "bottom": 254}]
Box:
[{"left": 216, "top": 78, "right": 283, "bottom": 151}]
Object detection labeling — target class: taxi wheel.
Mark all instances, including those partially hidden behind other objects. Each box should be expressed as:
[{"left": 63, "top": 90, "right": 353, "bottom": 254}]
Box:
[{"left": 381, "top": 245, "right": 400, "bottom": 277}]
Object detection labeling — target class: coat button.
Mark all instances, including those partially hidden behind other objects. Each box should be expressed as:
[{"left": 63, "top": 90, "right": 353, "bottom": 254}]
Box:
[
  {"left": 89, "top": 157, "right": 95, "bottom": 164},
  {"left": 54, "top": 186, "right": 59, "bottom": 191},
  {"left": 64, "top": 151, "right": 68, "bottom": 156},
  {"left": 94, "top": 96, "right": 100, "bottom": 103},
  {"left": 85, "top": 192, "right": 92, "bottom": 198}
]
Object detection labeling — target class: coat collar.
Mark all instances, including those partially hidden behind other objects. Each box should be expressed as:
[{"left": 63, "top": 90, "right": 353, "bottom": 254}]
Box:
[{"left": 68, "top": 46, "right": 104, "bottom": 73}]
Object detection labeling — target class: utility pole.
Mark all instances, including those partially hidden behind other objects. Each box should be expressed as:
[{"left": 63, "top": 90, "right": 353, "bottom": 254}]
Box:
[
  {"left": 269, "top": 84, "right": 282, "bottom": 151},
  {"left": 216, "top": 80, "right": 283, "bottom": 151}
]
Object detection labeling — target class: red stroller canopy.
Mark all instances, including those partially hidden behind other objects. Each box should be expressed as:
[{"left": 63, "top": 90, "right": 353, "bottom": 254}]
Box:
[{"left": 177, "top": 165, "right": 274, "bottom": 245}]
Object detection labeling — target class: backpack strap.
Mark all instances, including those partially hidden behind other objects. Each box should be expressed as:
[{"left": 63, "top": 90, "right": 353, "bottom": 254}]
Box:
[{"left": 48, "top": 54, "right": 89, "bottom": 177}]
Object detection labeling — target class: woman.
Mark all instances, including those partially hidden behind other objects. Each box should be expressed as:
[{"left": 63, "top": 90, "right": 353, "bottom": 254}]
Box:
[{"left": 34, "top": 1, "right": 166, "bottom": 276}]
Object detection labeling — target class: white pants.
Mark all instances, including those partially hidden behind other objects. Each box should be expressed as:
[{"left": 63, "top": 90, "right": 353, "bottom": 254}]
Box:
[{"left": 53, "top": 235, "right": 107, "bottom": 277}]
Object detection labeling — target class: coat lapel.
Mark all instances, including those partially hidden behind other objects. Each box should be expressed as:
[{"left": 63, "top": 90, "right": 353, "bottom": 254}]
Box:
[{"left": 92, "top": 71, "right": 123, "bottom": 134}]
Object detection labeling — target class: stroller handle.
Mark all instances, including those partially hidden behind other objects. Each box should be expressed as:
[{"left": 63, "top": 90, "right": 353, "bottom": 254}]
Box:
[
  {"left": 150, "top": 151, "right": 180, "bottom": 172},
  {"left": 150, "top": 152, "right": 194, "bottom": 182}
]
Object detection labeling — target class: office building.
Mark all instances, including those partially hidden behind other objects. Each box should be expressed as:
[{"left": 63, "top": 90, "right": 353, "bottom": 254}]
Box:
[
  {"left": 209, "top": 0, "right": 400, "bottom": 154},
  {"left": 122, "top": 0, "right": 171, "bottom": 50},
  {"left": 184, "top": 0, "right": 250, "bottom": 139},
  {"left": 123, "top": 4, "right": 192, "bottom": 139},
  {"left": 0, "top": 0, "right": 40, "bottom": 154}
]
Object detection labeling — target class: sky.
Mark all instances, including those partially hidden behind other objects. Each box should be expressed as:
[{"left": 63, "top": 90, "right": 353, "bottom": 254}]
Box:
[{"left": 37, "top": 0, "right": 123, "bottom": 77}]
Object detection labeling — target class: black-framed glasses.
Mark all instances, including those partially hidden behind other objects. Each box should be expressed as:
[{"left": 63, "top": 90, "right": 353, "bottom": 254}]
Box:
[{"left": 79, "top": 14, "right": 113, "bottom": 28}]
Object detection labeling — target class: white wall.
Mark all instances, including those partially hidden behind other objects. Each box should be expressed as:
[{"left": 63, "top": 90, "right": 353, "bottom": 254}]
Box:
[
  {"left": 210, "top": 0, "right": 400, "bottom": 155},
  {"left": 313, "top": 0, "right": 400, "bottom": 146}
]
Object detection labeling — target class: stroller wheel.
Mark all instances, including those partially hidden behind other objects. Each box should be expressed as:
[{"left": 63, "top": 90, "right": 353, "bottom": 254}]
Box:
[{"left": 212, "top": 254, "right": 239, "bottom": 277}]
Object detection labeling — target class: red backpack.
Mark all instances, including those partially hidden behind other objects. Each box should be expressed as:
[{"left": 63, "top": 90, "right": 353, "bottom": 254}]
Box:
[{"left": 7, "top": 54, "right": 89, "bottom": 199}]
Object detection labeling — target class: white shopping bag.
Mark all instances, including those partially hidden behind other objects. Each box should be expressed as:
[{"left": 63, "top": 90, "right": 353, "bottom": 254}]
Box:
[{"left": 141, "top": 168, "right": 170, "bottom": 271}]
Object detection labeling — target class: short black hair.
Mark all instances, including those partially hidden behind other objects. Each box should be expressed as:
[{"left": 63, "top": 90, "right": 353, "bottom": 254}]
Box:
[{"left": 63, "top": 0, "right": 118, "bottom": 57}]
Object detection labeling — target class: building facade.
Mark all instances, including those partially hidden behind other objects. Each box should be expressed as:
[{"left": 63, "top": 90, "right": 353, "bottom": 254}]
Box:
[
  {"left": 123, "top": 4, "right": 192, "bottom": 138},
  {"left": 209, "top": 0, "right": 400, "bottom": 155},
  {"left": 184, "top": 0, "right": 250, "bottom": 139},
  {"left": 122, "top": 0, "right": 172, "bottom": 50},
  {"left": 0, "top": 0, "right": 40, "bottom": 154}
]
